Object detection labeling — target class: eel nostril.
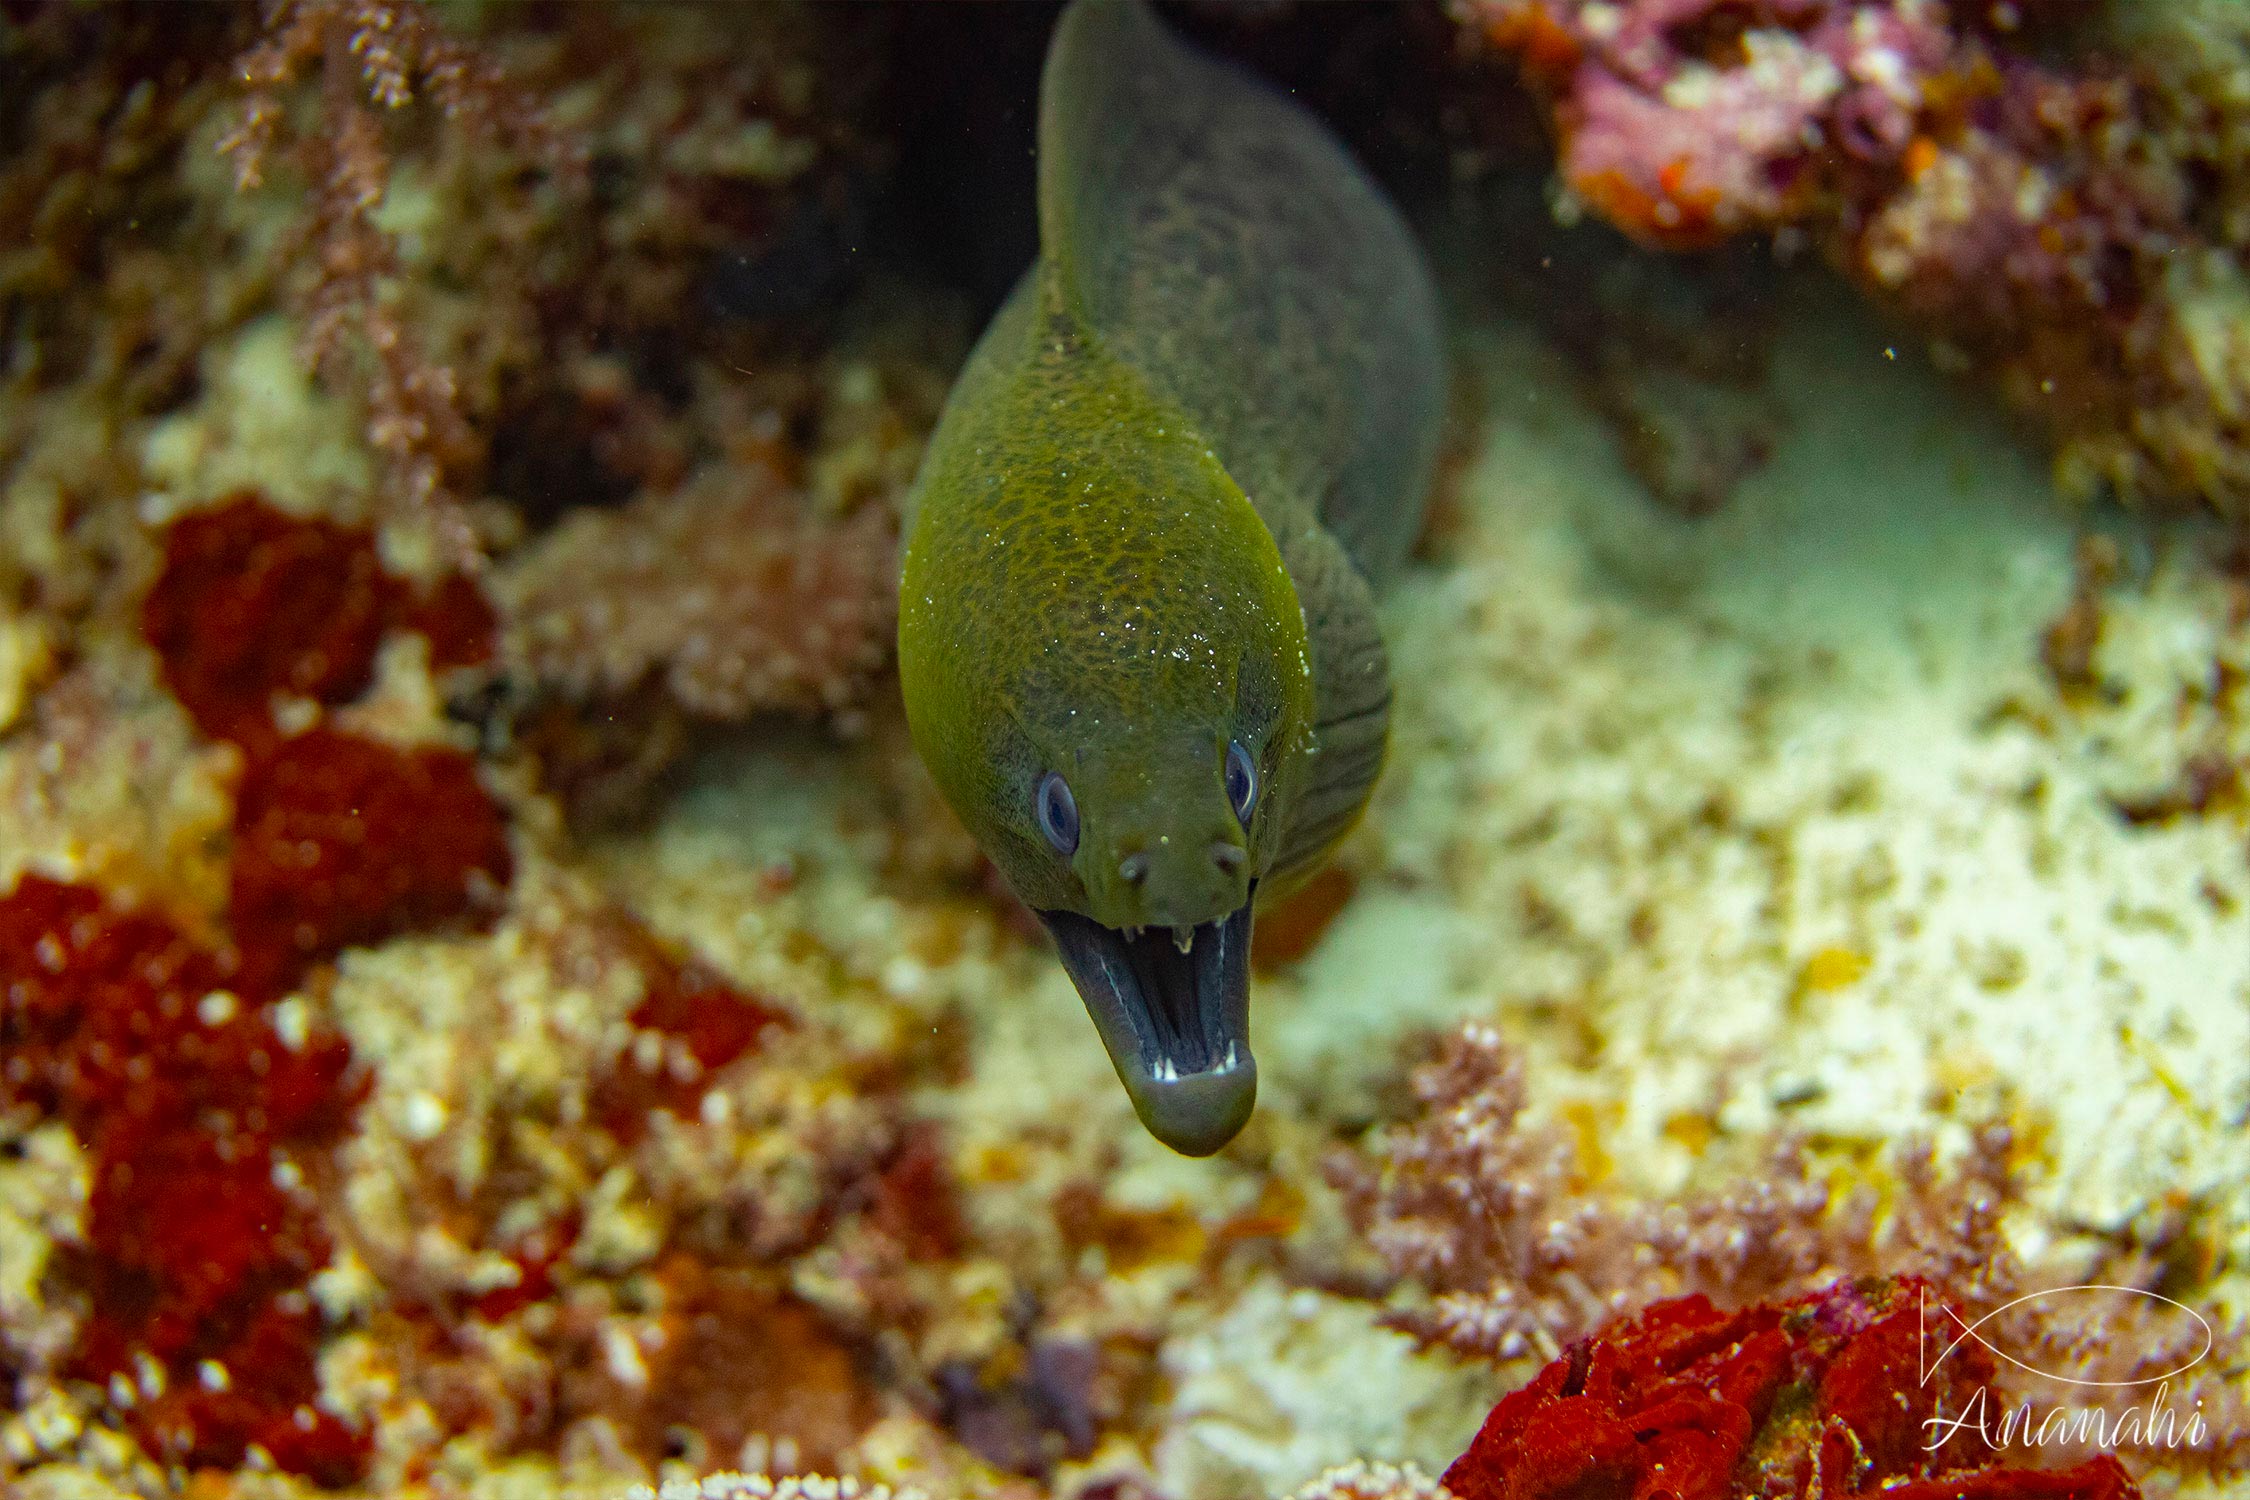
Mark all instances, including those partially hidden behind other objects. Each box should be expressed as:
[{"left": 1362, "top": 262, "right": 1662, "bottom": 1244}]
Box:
[
  {"left": 1119, "top": 852, "right": 1149, "bottom": 885},
  {"left": 1210, "top": 842, "right": 1245, "bottom": 875}
]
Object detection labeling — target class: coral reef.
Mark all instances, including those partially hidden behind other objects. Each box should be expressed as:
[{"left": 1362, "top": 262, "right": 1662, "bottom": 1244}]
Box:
[
  {"left": 583, "top": 906, "right": 793, "bottom": 1137},
  {"left": 141, "top": 495, "right": 406, "bottom": 742},
  {"left": 5, "top": 0, "right": 951, "bottom": 786},
  {"left": 1467, "top": 0, "right": 1950, "bottom": 250},
  {"left": 141, "top": 494, "right": 515, "bottom": 990},
  {"left": 481, "top": 314, "right": 949, "bottom": 817},
  {"left": 228, "top": 726, "right": 512, "bottom": 990},
  {"left": 1456, "top": 0, "right": 2250, "bottom": 516},
  {"left": 0, "top": 489, "right": 523, "bottom": 1487},
  {"left": 593, "top": 1268, "right": 2170, "bottom": 1500},
  {"left": 633, "top": 1460, "right": 1460, "bottom": 1500},
  {"left": 3, "top": 3, "right": 2247, "bottom": 1499},
  {"left": 0, "top": 5, "right": 249, "bottom": 415}
]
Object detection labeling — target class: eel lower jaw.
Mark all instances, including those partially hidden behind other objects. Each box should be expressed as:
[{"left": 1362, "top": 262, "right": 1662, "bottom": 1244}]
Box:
[{"left": 1037, "top": 896, "right": 1257, "bottom": 1157}]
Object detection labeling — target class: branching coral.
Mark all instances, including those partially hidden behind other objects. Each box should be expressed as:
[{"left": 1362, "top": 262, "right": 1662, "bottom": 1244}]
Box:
[
  {"left": 199, "top": 0, "right": 952, "bottom": 807},
  {"left": 481, "top": 308, "right": 950, "bottom": 818},
  {"left": 210, "top": 0, "right": 915, "bottom": 559},
  {"left": 1456, "top": 0, "right": 2250, "bottom": 517},
  {"left": 216, "top": 0, "right": 578, "bottom": 565},
  {"left": 218, "top": 0, "right": 538, "bottom": 194}
]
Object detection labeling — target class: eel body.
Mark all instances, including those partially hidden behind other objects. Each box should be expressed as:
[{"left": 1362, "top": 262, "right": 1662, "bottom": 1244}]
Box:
[{"left": 897, "top": 0, "right": 1445, "bottom": 1154}]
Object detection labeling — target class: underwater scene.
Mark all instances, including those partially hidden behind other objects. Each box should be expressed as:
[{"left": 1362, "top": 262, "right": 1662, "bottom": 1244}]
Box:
[{"left": 2, "top": 1, "right": 2247, "bottom": 1498}]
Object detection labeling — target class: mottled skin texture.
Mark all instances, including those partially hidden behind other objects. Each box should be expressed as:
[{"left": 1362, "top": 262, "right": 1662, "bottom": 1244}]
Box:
[
  {"left": 902, "top": 281, "right": 1314, "bottom": 923},
  {"left": 898, "top": 0, "right": 1444, "bottom": 1153}
]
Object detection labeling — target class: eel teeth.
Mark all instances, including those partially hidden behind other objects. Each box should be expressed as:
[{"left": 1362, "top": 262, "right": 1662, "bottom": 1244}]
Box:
[{"left": 1172, "top": 925, "right": 1195, "bottom": 955}]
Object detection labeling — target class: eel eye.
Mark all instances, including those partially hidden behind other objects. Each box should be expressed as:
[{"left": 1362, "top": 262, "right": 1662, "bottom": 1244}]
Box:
[
  {"left": 1035, "top": 771, "right": 1080, "bottom": 855},
  {"left": 1225, "top": 740, "right": 1257, "bottom": 825}
]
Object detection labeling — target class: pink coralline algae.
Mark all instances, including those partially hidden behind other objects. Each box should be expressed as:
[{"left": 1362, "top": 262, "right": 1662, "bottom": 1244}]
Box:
[
  {"left": 1460, "top": 0, "right": 2250, "bottom": 516},
  {"left": 1474, "top": 0, "right": 1953, "bottom": 249}
]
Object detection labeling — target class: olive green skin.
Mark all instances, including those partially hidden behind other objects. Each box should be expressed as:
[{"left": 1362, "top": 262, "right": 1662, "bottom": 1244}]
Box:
[
  {"left": 898, "top": 0, "right": 1445, "bottom": 1149},
  {"left": 900, "top": 277, "right": 1315, "bottom": 929}
]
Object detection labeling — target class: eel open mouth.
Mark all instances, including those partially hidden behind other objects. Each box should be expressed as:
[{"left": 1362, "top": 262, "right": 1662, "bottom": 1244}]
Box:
[{"left": 1037, "top": 897, "right": 1256, "bottom": 1156}]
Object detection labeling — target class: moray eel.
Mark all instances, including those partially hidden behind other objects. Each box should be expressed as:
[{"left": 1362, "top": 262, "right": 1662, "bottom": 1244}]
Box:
[{"left": 898, "top": 0, "right": 1445, "bottom": 1155}]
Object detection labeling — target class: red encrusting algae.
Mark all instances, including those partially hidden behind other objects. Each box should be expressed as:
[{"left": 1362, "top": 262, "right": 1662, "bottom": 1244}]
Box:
[
  {"left": 138, "top": 495, "right": 516, "bottom": 994},
  {"left": 404, "top": 569, "right": 499, "bottom": 671},
  {"left": 141, "top": 492, "right": 496, "bottom": 746},
  {"left": 0, "top": 495, "right": 525, "bottom": 1484},
  {"left": 1441, "top": 1276, "right": 2142, "bottom": 1500},
  {"left": 141, "top": 494, "right": 404, "bottom": 745},
  {"left": 0, "top": 876, "right": 371, "bottom": 1485},
  {"left": 228, "top": 727, "right": 513, "bottom": 994},
  {"left": 462, "top": 1214, "right": 582, "bottom": 1324},
  {"left": 865, "top": 1121, "right": 969, "bottom": 1263},
  {"left": 590, "top": 914, "right": 791, "bottom": 1140}
]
